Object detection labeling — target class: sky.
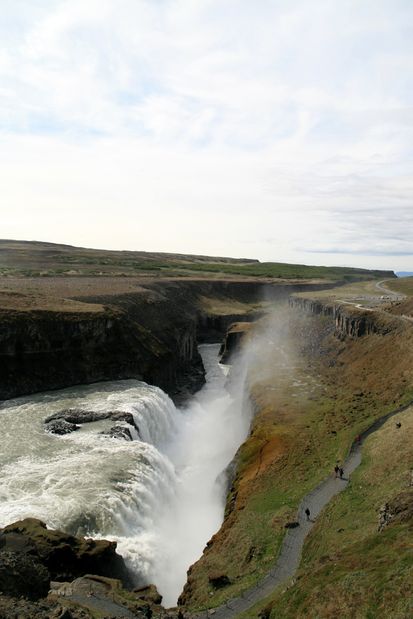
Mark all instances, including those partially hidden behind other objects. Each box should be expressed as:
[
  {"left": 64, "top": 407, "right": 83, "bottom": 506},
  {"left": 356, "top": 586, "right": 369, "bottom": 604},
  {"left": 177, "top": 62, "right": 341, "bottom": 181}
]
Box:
[{"left": 1, "top": 0, "right": 413, "bottom": 270}]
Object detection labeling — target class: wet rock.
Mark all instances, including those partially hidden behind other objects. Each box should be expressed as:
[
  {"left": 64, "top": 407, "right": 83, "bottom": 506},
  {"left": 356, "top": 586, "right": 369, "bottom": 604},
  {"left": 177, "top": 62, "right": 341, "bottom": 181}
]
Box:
[
  {"left": 45, "top": 409, "right": 112, "bottom": 424},
  {"left": 45, "top": 419, "right": 80, "bottom": 435},
  {"left": 44, "top": 409, "right": 139, "bottom": 435},
  {"left": 101, "top": 425, "right": 133, "bottom": 441},
  {"left": 220, "top": 322, "right": 252, "bottom": 364},
  {"left": 0, "top": 518, "right": 133, "bottom": 587},
  {"left": 208, "top": 573, "right": 231, "bottom": 589}
]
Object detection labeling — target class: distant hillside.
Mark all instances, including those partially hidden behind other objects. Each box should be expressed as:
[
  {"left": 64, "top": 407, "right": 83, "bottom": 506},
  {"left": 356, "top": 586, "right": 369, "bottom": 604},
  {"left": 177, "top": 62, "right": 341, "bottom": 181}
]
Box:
[{"left": 0, "top": 239, "right": 396, "bottom": 281}]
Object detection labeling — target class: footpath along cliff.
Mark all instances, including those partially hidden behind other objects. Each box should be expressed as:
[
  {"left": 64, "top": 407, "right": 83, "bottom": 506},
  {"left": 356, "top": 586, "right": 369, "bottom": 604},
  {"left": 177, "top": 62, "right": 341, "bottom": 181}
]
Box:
[{"left": 179, "top": 294, "right": 413, "bottom": 616}]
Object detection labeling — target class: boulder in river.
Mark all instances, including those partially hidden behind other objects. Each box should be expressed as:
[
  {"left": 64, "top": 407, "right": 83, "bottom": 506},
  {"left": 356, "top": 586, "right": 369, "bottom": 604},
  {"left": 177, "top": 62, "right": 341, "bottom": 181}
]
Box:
[
  {"left": 101, "top": 425, "right": 133, "bottom": 440},
  {"left": 44, "top": 409, "right": 140, "bottom": 436},
  {"left": 45, "top": 419, "right": 80, "bottom": 435}
]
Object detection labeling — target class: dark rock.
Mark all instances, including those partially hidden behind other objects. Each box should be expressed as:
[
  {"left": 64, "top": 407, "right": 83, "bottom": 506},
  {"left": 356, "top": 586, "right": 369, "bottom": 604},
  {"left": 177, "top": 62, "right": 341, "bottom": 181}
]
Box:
[
  {"left": 44, "top": 409, "right": 139, "bottom": 436},
  {"left": 220, "top": 322, "right": 252, "bottom": 364},
  {"left": 50, "top": 608, "right": 74, "bottom": 619},
  {"left": 378, "top": 490, "right": 413, "bottom": 531},
  {"left": 133, "top": 584, "right": 163, "bottom": 605},
  {"left": 244, "top": 545, "right": 257, "bottom": 563},
  {"left": 0, "top": 518, "right": 133, "bottom": 588},
  {"left": 0, "top": 550, "right": 49, "bottom": 600},
  {"left": 45, "top": 409, "right": 111, "bottom": 424},
  {"left": 0, "top": 595, "right": 85, "bottom": 619},
  {"left": 101, "top": 425, "right": 133, "bottom": 441},
  {"left": 258, "top": 604, "right": 273, "bottom": 619},
  {"left": 111, "top": 411, "right": 140, "bottom": 433},
  {"left": 208, "top": 573, "right": 231, "bottom": 589},
  {"left": 45, "top": 419, "right": 79, "bottom": 435},
  {"left": 284, "top": 521, "right": 300, "bottom": 529}
]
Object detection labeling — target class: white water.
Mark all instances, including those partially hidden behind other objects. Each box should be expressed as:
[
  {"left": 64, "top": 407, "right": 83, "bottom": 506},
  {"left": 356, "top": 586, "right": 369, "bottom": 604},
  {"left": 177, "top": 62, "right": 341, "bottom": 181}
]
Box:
[{"left": 0, "top": 344, "right": 252, "bottom": 606}]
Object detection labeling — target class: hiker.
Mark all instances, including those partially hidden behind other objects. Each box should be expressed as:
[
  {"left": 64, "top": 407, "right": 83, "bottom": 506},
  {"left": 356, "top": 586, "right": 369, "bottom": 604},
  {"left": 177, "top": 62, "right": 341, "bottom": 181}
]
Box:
[
  {"left": 339, "top": 467, "right": 344, "bottom": 479},
  {"left": 305, "top": 507, "right": 310, "bottom": 521},
  {"left": 334, "top": 464, "right": 340, "bottom": 478},
  {"left": 396, "top": 421, "right": 401, "bottom": 429},
  {"left": 356, "top": 434, "right": 361, "bottom": 444}
]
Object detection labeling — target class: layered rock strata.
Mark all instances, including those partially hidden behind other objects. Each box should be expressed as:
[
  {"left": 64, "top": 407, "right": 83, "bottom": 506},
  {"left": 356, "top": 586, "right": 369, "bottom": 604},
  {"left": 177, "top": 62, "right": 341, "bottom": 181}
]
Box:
[{"left": 288, "top": 296, "right": 401, "bottom": 338}]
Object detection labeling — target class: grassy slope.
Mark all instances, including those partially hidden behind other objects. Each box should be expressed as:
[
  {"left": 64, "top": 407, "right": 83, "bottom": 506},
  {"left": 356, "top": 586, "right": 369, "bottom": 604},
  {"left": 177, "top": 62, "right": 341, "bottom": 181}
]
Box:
[
  {"left": 386, "top": 276, "right": 413, "bottom": 296},
  {"left": 0, "top": 240, "right": 395, "bottom": 281},
  {"left": 181, "top": 309, "right": 413, "bottom": 612},
  {"left": 384, "top": 277, "right": 413, "bottom": 320},
  {"left": 245, "top": 406, "right": 413, "bottom": 619}
]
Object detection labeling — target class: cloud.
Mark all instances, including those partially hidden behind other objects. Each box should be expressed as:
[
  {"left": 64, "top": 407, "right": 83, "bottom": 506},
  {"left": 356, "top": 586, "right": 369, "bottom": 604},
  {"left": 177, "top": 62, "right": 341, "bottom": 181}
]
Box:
[{"left": 0, "top": 0, "right": 412, "bottom": 270}]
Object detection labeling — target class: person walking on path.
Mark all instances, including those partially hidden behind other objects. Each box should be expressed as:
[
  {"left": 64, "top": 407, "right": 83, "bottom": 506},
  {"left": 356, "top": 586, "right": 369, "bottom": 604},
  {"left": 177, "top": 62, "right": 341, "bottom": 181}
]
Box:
[
  {"left": 305, "top": 507, "right": 311, "bottom": 521},
  {"left": 339, "top": 467, "right": 344, "bottom": 479},
  {"left": 334, "top": 464, "right": 340, "bottom": 478}
]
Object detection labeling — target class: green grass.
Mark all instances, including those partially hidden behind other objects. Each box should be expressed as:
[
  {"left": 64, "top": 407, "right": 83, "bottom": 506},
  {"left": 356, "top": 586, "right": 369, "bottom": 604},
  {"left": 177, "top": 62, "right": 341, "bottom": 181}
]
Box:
[
  {"left": 241, "top": 404, "right": 413, "bottom": 619},
  {"left": 0, "top": 239, "right": 395, "bottom": 281},
  {"left": 386, "top": 276, "right": 413, "bottom": 296},
  {"left": 151, "top": 261, "right": 395, "bottom": 281}
]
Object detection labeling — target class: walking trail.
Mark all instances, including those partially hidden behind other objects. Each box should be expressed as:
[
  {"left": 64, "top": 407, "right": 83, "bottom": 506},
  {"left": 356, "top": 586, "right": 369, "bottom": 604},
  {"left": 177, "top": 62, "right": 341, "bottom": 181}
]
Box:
[{"left": 194, "top": 400, "right": 413, "bottom": 619}]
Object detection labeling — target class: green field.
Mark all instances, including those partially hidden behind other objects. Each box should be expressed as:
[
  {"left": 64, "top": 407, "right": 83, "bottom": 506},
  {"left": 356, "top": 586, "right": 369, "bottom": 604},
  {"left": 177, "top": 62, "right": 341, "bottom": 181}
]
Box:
[{"left": 0, "top": 240, "right": 395, "bottom": 281}]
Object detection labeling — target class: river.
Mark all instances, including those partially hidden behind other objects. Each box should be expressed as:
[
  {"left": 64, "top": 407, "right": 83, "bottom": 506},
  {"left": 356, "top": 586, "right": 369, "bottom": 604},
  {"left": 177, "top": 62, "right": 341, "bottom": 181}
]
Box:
[{"left": 0, "top": 344, "right": 252, "bottom": 607}]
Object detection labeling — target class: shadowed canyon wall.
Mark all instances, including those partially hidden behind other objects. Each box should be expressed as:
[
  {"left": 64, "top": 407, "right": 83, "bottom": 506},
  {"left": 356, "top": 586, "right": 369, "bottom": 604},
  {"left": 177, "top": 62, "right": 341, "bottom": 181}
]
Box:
[
  {"left": 0, "top": 279, "right": 337, "bottom": 401},
  {"left": 288, "top": 296, "right": 401, "bottom": 338}
]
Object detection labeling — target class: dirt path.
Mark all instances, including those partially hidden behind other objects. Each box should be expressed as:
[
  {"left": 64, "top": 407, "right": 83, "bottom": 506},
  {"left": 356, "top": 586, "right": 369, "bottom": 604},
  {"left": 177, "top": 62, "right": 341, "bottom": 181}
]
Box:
[
  {"left": 375, "top": 279, "right": 405, "bottom": 299},
  {"left": 194, "top": 400, "right": 413, "bottom": 618}
]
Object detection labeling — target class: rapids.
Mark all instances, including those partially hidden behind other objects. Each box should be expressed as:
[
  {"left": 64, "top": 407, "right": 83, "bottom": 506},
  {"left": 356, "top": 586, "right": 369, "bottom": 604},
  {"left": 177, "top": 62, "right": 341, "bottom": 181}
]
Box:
[{"left": 0, "top": 344, "right": 252, "bottom": 606}]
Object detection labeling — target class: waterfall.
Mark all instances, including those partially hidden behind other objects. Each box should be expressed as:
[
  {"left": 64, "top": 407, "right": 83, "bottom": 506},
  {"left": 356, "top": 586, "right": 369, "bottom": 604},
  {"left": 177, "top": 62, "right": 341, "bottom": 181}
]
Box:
[{"left": 0, "top": 344, "right": 252, "bottom": 607}]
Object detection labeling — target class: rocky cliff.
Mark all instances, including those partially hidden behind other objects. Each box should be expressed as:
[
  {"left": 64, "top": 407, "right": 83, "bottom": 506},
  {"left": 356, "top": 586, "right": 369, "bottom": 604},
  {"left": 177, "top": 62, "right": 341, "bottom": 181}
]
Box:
[
  {"left": 0, "top": 287, "right": 202, "bottom": 401},
  {"left": 288, "top": 296, "right": 401, "bottom": 338},
  {"left": 219, "top": 322, "right": 253, "bottom": 363},
  {"left": 0, "top": 277, "right": 359, "bottom": 402}
]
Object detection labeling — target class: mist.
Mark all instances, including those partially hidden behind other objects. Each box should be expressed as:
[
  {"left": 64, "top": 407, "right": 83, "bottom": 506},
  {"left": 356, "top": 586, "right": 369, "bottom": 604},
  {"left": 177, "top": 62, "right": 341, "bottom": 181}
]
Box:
[{"left": 128, "top": 343, "right": 253, "bottom": 606}]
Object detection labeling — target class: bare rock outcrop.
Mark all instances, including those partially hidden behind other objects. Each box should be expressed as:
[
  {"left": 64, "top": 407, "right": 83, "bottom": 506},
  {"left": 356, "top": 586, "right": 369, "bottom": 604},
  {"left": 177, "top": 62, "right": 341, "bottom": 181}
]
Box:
[
  {"left": 0, "top": 518, "right": 133, "bottom": 593},
  {"left": 44, "top": 409, "right": 139, "bottom": 437},
  {"left": 378, "top": 489, "right": 413, "bottom": 531},
  {"left": 219, "top": 322, "right": 252, "bottom": 363}
]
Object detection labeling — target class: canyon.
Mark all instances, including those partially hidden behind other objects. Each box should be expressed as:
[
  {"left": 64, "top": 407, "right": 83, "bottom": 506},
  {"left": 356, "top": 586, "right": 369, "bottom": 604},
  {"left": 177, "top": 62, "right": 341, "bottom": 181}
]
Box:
[{"left": 0, "top": 241, "right": 411, "bottom": 619}]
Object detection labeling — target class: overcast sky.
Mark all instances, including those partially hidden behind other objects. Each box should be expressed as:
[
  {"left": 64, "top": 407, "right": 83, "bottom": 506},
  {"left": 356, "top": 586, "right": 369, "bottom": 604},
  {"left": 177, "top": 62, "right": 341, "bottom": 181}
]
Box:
[{"left": 1, "top": 0, "right": 412, "bottom": 270}]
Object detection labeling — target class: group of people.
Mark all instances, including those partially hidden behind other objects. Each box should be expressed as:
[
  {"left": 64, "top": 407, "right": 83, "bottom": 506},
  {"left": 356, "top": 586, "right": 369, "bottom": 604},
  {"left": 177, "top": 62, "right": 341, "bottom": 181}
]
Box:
[{"left": 304, "top": 464, "right": 346, "bottom": 522}]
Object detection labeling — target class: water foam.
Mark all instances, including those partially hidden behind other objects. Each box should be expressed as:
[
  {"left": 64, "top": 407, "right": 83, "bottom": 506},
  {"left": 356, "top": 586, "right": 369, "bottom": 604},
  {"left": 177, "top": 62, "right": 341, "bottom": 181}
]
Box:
[{"left": 0, "top": 344, "right": 252, "bottom": 606}]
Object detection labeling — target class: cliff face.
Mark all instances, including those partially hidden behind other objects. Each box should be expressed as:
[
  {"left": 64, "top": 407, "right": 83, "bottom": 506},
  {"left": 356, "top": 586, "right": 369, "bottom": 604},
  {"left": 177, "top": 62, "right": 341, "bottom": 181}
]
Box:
[
  {"left": 288, "top": 296, "right": 400, "bottom": 338},
  {"left": 219, "top": 322, "right": 253, "bottom": 363},
  {"left": 0, "top": 285, "right": 205, "bottom": 401},
  {"left": 0, "top": 279, "right": 299, "bottom": 401},
  {"left": 0, "top": 278, "right": 361, "bottom": 402}
]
